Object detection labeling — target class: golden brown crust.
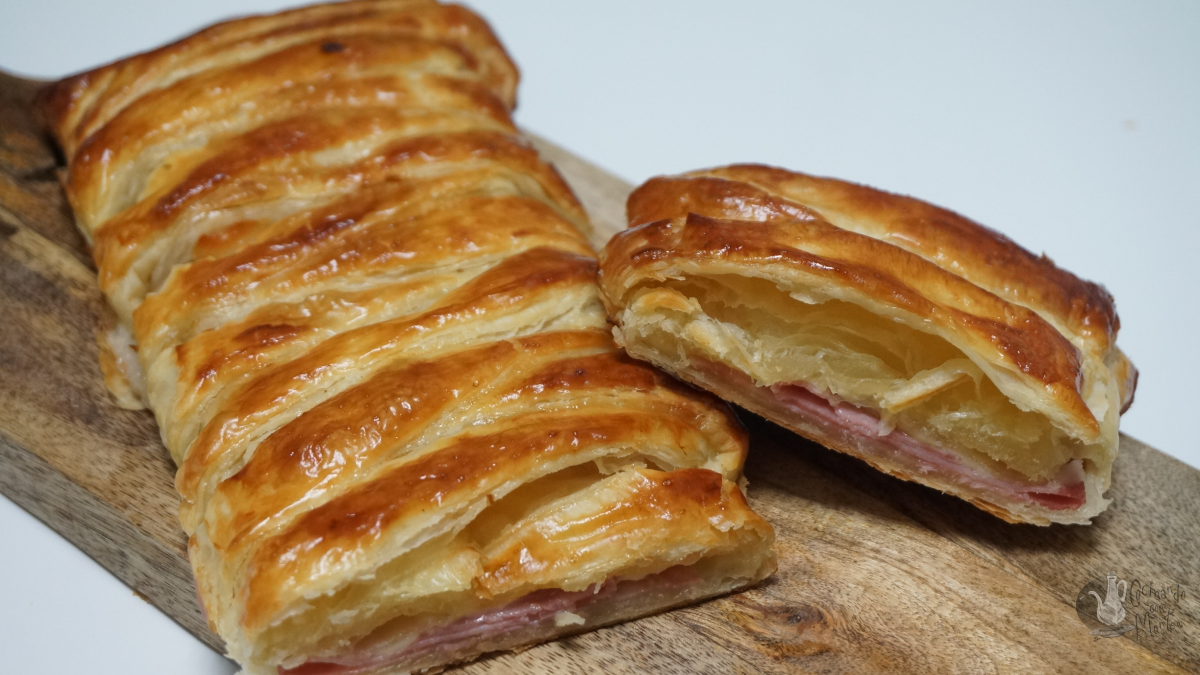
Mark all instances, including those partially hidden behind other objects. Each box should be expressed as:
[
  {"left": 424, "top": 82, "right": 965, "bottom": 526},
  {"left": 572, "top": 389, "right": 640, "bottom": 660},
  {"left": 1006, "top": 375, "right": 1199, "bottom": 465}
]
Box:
[
  {"left": 211, "top": 332, "right": 741, "bottom": 559},
  {"left": 95, "top": 127, "right": 589, "bottom": 326},
  {"left": 607, "top": 170, "right": 1137, "bottom": 443},
  {"left": 43, "top": 4, "right": 773, "bottom": 673},
  {"left": 132, "top": 188, "right": 594, "bottom": 362},
  {"left": 241, "top": 410, "right": 741, "bottom": 631},
  {"left": 174, "top": 246, "right": 602, "bottom": 514},
  {"left": 600, "top": 164, "right": 1134, "bottom": 525},
  {"left": 479, "top": 468, "right": 744, "bottom": 591},
  {"left": 605, "top": 210, "right": 1099, "bottom": 441},
  {"left": 66, "top": 37, "right": 514, "bottom": 231},
  {"left": 39, "top": 0, "right": 518, "bottom": 156},
  {"left": 628, "top": 166, "right": 1119, "bottom": 355}
]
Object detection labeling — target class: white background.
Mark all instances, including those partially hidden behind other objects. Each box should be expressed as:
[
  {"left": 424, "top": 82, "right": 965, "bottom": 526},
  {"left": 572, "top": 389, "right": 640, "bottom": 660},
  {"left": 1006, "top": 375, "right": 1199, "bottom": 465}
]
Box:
[{"left": 1, "top": 1, "right": 1197, "bottom": 673}]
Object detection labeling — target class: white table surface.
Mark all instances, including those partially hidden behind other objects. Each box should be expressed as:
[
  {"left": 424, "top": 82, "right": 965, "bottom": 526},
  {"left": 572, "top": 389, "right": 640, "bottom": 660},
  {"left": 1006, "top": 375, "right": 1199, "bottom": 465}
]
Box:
[{"left": 1, "top": 1, "right": 1197, "bottom": 672}]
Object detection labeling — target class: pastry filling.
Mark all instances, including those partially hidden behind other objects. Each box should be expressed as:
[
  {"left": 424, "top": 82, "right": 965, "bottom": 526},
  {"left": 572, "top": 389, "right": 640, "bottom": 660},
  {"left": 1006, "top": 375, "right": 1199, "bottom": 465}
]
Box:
[
  {"left": 616, "top": 276, "right": 1105, "bottom": 507},
  {"left": 279, "top": 565, "right": 702, "bottom": 675},
  {"left": 693, "top": 358, "right": 1086, "bottom": 511}
]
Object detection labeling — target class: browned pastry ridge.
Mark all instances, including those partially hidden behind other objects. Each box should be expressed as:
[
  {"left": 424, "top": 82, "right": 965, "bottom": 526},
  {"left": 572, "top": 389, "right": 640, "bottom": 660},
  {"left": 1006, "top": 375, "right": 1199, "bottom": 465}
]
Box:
[
  {"left": 37, "top": 2, "right": 775, "bottom": 673},
  {"left": 599, "top": 164, "right": 1136, "bottom": 526}
]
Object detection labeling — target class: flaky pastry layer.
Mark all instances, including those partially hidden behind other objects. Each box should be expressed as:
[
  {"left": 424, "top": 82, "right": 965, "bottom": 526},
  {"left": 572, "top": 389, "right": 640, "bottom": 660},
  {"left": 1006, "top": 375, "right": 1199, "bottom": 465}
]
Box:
[
  {"left": 599, "top": 165, "right": 1136, "bottom": 525},
  {"left": 40, "top": 3, "right": 775, "bottom": 673}
]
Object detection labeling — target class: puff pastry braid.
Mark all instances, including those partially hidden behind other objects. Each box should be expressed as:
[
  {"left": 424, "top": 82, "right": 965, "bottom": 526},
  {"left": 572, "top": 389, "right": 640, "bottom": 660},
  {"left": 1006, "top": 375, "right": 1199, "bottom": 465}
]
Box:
[
  {"left": 599, "top": 165, "right": 1137, "bottom": 526},
  {"left": 39, "top": 3, "right": 775, "bottom": 673}
]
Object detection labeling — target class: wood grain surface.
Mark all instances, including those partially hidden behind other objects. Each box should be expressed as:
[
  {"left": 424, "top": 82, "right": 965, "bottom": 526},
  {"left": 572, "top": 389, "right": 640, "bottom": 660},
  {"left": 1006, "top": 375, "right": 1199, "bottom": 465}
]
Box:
[{"left": 1, "top": 70, "right": 1197, "bottom": 674}]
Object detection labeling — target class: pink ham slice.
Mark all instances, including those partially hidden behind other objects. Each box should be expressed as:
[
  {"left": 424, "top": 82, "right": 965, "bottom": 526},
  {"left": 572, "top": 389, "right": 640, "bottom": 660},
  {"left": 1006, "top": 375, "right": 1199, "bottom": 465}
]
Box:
[
  {"left": 280, "top": 565, "right": 703, "bottom": 675},
  {"left": 693, "top": 359, "right": 1086, "bottom": 511}
]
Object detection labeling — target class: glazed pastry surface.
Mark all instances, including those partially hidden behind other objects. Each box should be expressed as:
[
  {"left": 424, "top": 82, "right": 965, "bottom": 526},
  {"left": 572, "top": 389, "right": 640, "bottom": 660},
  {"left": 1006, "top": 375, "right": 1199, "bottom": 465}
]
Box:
[
  {"left": 40, "top": 3, "right": 774, "bottom": 673},
  {"left": 599, "top": 164, "right": 1136, "bottom": 525}
]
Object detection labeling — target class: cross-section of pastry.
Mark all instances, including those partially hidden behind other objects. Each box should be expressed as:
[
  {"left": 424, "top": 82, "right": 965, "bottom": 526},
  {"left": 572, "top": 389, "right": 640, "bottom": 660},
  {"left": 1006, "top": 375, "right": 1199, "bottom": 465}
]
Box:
[
  {"left": 599, "top": 164, "right": 1137, "bottom": 526},
  {"left": 38, "top": 2, "right": 775, "bottom": 673}
]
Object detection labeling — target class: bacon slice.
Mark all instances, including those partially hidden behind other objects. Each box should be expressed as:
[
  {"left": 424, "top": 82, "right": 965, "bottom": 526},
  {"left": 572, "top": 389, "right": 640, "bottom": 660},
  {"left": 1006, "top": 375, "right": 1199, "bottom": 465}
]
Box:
[
  {"left": 694, "top": 359, "right": 1086, "bottom": 512},
  {"left": 280, "top": 566, "right": 702, "bottom": 675}
]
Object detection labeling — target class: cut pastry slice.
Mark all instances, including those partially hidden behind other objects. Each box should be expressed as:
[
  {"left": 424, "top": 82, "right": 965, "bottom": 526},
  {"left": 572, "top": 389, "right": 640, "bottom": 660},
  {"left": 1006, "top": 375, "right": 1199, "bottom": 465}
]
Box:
[
  {"left": 39, "top": 3, "right": 774, "bottom": 673},
  {"left": 599, "top": 164, "right": 1137, "bottom": 525}
]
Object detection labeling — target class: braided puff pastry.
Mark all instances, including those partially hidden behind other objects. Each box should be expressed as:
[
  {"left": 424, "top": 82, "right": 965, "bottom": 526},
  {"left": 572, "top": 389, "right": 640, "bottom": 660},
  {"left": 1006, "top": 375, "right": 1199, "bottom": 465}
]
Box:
[
  {"left": 599, "top": 165, "right": 1137, "bottom": 526},
  {"left": 39, "top": 3, "right": 775, "bottom": 673}
]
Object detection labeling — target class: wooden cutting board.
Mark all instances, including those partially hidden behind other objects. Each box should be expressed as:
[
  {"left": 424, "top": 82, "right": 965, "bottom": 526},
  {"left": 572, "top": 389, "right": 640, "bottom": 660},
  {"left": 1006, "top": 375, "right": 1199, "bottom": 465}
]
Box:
[{"left": 1, "top": 69, "right": 1197, "bottom": 675}]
